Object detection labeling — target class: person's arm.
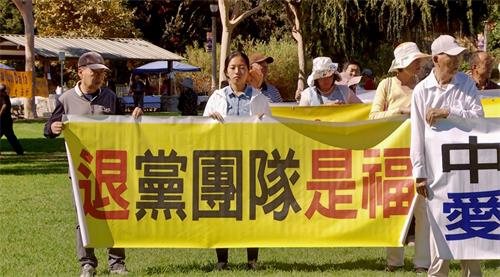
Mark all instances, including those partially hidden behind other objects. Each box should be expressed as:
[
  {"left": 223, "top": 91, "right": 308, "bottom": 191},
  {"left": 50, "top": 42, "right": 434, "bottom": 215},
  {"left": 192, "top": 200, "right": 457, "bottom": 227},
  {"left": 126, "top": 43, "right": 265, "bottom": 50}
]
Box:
[
  {"left": 298, "top": 89, "right": 311, "bottom": 106},
  {"left": 0, "top": 99, "right": 7, "bottom": 117},
  {"left": 410, "top": 86, "right": 428, "bottom": 197},
  {"left": 346, "top": 88, "right": 362, "bottom": 104},
  {"left": 44, "top": 99, "right": 65, "bottom": 138},
  {"left": 449, "top": 83, "right": 484, "bottom": 119},
  {"left": 369, "top": 78, "right": 399, "bottom": 119}
]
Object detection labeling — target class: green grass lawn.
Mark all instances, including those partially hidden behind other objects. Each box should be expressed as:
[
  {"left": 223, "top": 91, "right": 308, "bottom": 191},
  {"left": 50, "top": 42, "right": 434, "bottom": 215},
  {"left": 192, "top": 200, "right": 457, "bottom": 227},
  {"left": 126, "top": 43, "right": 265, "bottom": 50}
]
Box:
[{"left": 1, "top": 120, "right": 499, "bottom": 276}]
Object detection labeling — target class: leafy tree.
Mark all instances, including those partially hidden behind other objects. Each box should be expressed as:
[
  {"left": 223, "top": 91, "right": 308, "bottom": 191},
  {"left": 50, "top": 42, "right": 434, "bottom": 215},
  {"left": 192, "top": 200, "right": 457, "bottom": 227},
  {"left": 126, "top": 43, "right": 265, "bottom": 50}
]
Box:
[
  {"left": 0, "top": 0, "right": 23, "bottom": 34},
  {"left": 34, "top": 0, "right": 140, "bottom": 37},
  {"left": 217, "top": 0, "right": 275, "bottom": 85},
  {"left": 128, "top": 0, "right": 212, "bottom": 54}
]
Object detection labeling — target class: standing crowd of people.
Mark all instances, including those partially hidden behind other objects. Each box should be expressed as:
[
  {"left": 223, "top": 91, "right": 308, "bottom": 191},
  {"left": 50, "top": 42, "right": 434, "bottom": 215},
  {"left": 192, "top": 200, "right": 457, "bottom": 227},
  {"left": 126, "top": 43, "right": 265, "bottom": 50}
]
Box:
[{"left": 0, "top": 33, "right": 498, "bottom": 277}]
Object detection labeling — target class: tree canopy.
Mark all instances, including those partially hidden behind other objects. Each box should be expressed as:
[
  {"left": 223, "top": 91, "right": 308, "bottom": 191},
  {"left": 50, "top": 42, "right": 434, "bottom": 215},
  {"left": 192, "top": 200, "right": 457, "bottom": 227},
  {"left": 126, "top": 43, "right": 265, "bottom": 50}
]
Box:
[
  {"left": 0, "top": 0, "right": 23, "bottom": 34},
  {"left": 34, "top": 0, "right": 140, "bottom": 37}
]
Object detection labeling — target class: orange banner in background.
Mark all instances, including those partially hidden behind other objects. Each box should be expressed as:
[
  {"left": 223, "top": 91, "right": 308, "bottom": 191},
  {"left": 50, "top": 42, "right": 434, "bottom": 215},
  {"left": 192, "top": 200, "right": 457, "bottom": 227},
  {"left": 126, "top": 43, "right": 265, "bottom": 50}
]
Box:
[{"left": 0, "top": 68, "right": 49, "bottom": 97}]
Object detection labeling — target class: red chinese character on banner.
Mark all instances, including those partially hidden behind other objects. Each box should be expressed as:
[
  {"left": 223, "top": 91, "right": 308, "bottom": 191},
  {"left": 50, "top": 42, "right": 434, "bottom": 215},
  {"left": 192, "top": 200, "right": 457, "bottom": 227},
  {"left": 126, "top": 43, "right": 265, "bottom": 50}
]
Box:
[
  {"left": 361, "top": 149, "right": 382, "bottom": 218},
  {"left": 383, "top": 148, "right": 414, "bottom": 218},
  {"left": 78, "top": 149, "right": 129, "bottom": 219},
  {"left": 361, "top": 148, "right": 414, "bottom": 218},
  {"left": 305, "top": 150, "right": 357, "bottom": 219}
]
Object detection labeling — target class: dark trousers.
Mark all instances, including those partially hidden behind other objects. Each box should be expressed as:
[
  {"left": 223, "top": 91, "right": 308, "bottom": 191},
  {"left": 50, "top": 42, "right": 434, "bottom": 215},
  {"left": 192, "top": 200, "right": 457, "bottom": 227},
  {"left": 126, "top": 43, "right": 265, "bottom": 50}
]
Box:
[
  {"left": 76, "top": 224, "right": 125, "bottom": 268},
  {"left": 133, "top": 94, "right": 144, "bottom": 108},
  {"left": 0, "top": 120, "right": 23, "bottom": 155},
  {"left": 216, "top": 248, "right": 259, "bottom": 263}
]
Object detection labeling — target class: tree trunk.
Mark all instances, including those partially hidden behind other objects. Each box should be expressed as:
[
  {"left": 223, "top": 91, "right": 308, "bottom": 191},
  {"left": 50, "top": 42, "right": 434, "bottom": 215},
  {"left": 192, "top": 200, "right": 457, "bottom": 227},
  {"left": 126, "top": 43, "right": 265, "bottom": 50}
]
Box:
[
  {"left": 287, "top": 1, "right": 306, "bottom": 101},
  {"left": 217, "top": 0, "right": 274, "bottom": 89},
  {"left": 218, "top": 27, "right": 233, "bottom": 88},
  {"left": 12, "top": 0, "right": 36, "bottom": 118}
]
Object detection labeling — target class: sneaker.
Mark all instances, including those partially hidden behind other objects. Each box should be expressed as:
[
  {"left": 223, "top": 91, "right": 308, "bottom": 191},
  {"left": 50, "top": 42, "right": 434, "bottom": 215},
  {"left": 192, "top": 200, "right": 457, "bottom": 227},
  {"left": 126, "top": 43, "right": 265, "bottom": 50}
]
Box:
[
  {"left": 247, "top": 260, "right": 258, "bottom": 270},
  {"left": 415, "top": 267, "right": 428, "bottom": 275},
  {"left": 110, "top": 263, "right": 128, "bottom": 275},
  {"left": 215, "top": 262, "right": 229, "bottom": 271},
  {"left": 80, "top": 264, "right": 96, "bottom": 277}
]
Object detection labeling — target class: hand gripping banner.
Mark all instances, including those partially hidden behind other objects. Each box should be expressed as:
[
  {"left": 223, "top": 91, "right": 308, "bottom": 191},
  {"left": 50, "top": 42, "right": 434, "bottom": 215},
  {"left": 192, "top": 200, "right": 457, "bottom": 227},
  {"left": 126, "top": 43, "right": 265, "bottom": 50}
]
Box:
[{"left": 64, "top": 115, "right": 416, "bottom": 248}]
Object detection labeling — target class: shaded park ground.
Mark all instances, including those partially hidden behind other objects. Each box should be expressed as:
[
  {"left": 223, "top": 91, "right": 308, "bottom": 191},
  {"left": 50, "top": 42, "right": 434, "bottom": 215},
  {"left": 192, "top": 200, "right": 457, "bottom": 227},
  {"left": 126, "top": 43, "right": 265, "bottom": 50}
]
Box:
[{"left": 1, "top": 120, "right": 499, "bottom": 276}]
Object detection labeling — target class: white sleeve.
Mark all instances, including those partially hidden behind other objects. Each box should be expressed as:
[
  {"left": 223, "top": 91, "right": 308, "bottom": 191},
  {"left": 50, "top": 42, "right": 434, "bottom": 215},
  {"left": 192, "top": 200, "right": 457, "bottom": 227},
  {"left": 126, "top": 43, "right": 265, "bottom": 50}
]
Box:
[
  {"left": 449, "top": 81, "right": 484, "bottom": 119},
  {"left": 299, "top": 89, "right": 312, "bottom": 106},
  {"left": 410, "top": 85, "right": 427, "bottom": 179}
]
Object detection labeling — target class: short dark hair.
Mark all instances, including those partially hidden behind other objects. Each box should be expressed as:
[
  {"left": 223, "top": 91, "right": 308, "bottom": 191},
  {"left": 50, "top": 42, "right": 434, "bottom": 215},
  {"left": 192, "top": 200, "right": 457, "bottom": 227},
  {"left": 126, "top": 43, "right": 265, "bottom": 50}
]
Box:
[
  {"left": 224, "top": 51, "right": 250, "bottom": 77},
  {"left": 342, "top": 60, "right": 362, "bottom": 72}
]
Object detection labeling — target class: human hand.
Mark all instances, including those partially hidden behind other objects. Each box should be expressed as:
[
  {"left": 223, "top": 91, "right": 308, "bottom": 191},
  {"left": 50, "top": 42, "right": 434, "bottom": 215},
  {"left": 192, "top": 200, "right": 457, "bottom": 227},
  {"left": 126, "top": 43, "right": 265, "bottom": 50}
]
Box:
[
  {"left": 209, "top": 112, "right": 224, "bottom": 123},
  {"left": 399, "top": 106, "right": 411, "bottom": 115},
  {"left": 131, "top": 107, "right": 143, "bottom": 119},
  {"left": 416, "top": 178, "right": 429, "bottom": 199},
  {"left": 426, "top": 108, "right": 449, "bottom": 126},
  {"left": 248, "top": 64, "right": 264, "bottom": 89},
  {"left": 323, "top": 100, "right": 345, "bottom": 106},
  {"left": 51, "top": 121, "right": 64, "bottom": 135}
]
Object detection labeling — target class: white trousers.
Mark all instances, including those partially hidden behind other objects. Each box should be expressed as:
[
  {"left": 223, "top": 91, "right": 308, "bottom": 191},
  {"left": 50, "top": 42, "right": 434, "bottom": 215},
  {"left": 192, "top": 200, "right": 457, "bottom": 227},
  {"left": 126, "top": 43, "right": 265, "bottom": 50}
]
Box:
[
  {"left": 386, "top": 195, "right": 431, "bottom": 268},
  {"left": 428, "top": 224, "right": 482, "bottom": 277}
]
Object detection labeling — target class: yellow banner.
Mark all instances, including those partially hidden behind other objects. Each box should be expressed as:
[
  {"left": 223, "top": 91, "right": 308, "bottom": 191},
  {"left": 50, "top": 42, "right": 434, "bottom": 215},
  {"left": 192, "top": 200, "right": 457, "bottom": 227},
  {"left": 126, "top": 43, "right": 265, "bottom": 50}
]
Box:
[
  {"left": 271, "top": 98, "right": 500, "bottom": 121},
  {"left": 271, "top": 103, "right": 372, "bottom": 122},
  {"left": 64, "top": 115, "right": 414, "bottom": 248},
  {"left": 0, "top": 68, "right": 49, "bottom": 97},
  {"left": 481, "top": 98, "right": 500, "bottom": 118}
]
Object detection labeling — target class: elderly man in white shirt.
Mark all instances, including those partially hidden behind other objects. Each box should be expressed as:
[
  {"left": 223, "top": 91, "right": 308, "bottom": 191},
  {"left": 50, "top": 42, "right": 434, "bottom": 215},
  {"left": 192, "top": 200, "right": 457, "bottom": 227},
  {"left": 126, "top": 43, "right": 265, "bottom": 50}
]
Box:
[{"left": 410, "top": 35, "right": 484, "bottom": 277}]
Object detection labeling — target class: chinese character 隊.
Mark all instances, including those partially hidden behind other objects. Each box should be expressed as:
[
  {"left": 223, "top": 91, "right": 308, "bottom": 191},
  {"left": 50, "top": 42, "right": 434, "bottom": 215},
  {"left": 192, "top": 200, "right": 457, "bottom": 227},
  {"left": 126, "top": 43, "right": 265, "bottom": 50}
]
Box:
[{"left": 249, "top": 149, "right": 301, "bottom": 221}]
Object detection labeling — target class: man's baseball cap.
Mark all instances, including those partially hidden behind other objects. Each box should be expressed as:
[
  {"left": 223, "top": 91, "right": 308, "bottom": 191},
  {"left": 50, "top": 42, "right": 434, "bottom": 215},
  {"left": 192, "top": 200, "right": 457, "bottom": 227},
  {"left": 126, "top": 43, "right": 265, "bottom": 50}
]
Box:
[
  {"left": 78, "top": 51, "right": 109, "bottom": 70},
  {"left": 249, "top": 52, "right": 274, "bottom": 65},
  {"left": 431, "top": 35, "right": 466, "bottom": 56}
]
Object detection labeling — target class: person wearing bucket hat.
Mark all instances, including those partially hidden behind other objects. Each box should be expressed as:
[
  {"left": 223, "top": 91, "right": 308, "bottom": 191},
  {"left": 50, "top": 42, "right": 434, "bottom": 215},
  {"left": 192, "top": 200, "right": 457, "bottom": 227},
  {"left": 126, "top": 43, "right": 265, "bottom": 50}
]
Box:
[
  {"left": 411, "top": 35, "right": 483, "bottom": 277},
  {"left": 44, "top": 51, "right": 143, "bottom": 277},
  {"left": 249, "top": 52, "right": 283, "bottom": 102},
  {"left": 299, "top": 57, "right": 361, "bottom": 106},
  {"left": 369, "top": 42, "right": 431, "bottom": 119},
  {"left": 368, "top": 42, "right": 432, "bottom": 273}
]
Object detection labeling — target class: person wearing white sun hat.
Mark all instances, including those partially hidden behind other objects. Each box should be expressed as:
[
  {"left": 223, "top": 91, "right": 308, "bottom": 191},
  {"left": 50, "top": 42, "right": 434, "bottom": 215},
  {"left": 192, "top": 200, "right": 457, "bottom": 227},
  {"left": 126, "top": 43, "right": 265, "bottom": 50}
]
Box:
[
  {"left": 369, "top": 42, "right": 432, "bottom": 274},
  {"left": 370, "top": 42, "right": 431, "bottom": 120},
  {"left": 299, "top": 57, "right": 361, "bottom": 106}
]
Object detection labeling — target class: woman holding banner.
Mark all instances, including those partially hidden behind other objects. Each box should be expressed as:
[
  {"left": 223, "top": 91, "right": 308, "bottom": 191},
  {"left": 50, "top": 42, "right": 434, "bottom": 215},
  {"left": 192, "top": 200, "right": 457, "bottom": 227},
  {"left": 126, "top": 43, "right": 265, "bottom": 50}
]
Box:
[
  {"left": 203, "top": 51, "right": 270, "bottom": 270},
  {"left": 368, "top": 42, "right": 431, "bottom": 273},
  {"left": 299, "top": 57, "right": 361, "bottom": 106}
]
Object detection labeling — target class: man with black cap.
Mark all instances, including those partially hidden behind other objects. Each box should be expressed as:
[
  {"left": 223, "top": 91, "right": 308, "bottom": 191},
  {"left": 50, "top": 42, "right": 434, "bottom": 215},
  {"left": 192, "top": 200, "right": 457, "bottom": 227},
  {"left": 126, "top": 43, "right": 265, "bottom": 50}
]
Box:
[
  {"left": 410, "top": 35, "right": 483, "bottom": 277},
  {"left": 44, "top": 51, "right": 143, "bottom": 277},
  {"left": 249, "top": 52, "right": 283, "bottom": 102}
]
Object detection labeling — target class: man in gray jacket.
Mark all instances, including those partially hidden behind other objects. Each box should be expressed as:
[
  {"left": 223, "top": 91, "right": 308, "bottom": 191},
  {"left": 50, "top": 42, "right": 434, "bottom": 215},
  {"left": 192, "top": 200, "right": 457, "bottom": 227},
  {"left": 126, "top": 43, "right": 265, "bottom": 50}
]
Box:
[{"left": 44, "top": 51, "right": 142, "bottom": 277}]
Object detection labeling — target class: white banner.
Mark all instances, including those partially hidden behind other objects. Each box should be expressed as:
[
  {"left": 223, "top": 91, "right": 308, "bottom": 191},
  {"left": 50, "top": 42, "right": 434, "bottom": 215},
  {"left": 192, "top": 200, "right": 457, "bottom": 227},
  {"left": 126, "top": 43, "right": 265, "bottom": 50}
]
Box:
[{"left": 425, "top": 117, "right": 500, "bottom": 260}]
